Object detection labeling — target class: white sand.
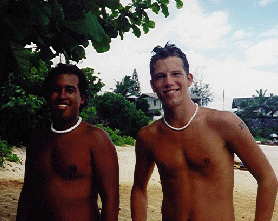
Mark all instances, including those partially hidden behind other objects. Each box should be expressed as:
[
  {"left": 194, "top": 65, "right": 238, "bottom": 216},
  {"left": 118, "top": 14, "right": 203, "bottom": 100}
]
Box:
[
  {"left": 0, "top": 147, "right": 26, "bottom": 181},
  {"left": 2, "top": 144, "right": 277, "bottom": 190}
]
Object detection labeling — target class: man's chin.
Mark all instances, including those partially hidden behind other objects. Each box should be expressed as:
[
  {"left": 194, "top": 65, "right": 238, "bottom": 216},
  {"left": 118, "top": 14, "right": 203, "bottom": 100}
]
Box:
[
  {"left": 51, "top": 112, "right": 69, "bottom": 122},
  {"left": 163, "top": 99, "right": 183, "bottom": 108}
]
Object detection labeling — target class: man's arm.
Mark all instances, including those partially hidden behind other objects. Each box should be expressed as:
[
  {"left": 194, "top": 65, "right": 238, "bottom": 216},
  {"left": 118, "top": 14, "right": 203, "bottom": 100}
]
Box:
[
  {"left": 92, "top": 128, "right": 119, "bottom": 221},
  {"left": 16, "top": 147, "right": 32, "bottom": 221},
  {"left": 131, "top": 129, "right": 155, "bottom": 221},
  {"left": 220, "top": 112, "right": 278, "bottom": 221}
]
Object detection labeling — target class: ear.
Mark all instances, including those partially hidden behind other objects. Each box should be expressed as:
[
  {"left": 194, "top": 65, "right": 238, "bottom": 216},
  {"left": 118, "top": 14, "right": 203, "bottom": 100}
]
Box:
[
  {"left": 80, "top": 94, "right": 86, "bottom": 105},
  {"left": 186, "top": 73, "right": 193, "bottom": 87}
]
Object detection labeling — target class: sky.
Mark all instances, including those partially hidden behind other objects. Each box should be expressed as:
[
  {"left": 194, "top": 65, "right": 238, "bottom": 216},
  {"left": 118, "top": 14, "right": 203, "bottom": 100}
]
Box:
[{"left": 74, "top": 0, "right": 278, "bottom": 111}]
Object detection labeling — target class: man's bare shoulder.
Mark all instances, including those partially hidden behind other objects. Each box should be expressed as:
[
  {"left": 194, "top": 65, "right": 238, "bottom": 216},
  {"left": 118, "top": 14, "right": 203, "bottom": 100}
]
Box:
[
  {"left": 200, "top": 107, "right": 245, "bottom": 141},
  {"left": 80, "top": 122, "right": 115, "bottom": 150},
  {"left": 80, "top": 121, "right": 104, "bottom": 135},
  {"left": 136, "top": 119, "right": 163, "bottom": 148},
  {"left": 201, "top": 107, "right": 240, "bottom": 127},
  {"left": 138, "top": 119, "right": 163, "bottom": 137}
]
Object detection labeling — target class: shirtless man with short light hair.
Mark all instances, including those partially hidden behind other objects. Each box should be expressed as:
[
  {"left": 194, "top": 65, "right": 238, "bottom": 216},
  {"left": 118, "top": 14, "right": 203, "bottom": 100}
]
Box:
[
  {"left": 131, "top": 43, "right": 278, "bottom": 221},
  {"left": 16, "top": 64, "right": 119, "bottom": 221}
]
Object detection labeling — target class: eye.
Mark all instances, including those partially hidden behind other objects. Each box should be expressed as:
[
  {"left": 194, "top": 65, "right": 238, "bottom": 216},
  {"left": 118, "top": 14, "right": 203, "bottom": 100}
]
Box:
[
  {"left": 172, "top": 72, "right": 182, "bottom": 77},
  {"left": 67, "top": 88, "right": 75, "bottom": 93},
  {"left": 153, "top": 74, "right": 165, "bottom": 80},
  {"left": 52, "top": 86, "right": 61, "bottom": 93}
]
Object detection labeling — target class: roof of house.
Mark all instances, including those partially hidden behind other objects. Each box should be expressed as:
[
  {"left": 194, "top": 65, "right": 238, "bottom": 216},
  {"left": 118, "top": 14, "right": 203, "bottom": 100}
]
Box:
[
  {"left": 232, "top": 97, "right": 261, "bottom": 108},
  {"left": 141, "top": 92, "right": 201, "bottom": 100},
  {"left": 232, "top": 98, "right": 249, "bottom": 108},
  {"left": 140, "top": 93, "right": 158, "bottom": 99}
]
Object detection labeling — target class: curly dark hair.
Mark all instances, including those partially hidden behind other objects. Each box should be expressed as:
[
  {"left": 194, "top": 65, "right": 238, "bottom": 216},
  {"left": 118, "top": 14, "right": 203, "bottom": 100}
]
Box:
[
  {"left": 150, "top": 42, "right": 189, "bottom": 78},
  {"left": 43, "top": 63, "right": 88, "bottom": 110}
]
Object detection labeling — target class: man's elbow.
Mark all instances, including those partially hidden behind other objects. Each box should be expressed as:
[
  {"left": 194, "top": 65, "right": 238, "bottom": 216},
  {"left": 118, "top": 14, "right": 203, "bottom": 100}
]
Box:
[
  {"left": 258, "top": 172, "right": 278, "bottom": 192},
  {"left": 271, "top": 174, "right": 278, "bottom": 192}
]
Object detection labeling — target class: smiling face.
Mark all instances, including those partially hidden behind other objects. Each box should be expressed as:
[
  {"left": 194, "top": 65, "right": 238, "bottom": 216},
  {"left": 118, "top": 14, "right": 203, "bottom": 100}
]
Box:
[
  {"left": 151, "top": 56, "right": 193, "bottom": 108},
  {"left": 50, "top": 74, "right": 85, "bottom": 124}
]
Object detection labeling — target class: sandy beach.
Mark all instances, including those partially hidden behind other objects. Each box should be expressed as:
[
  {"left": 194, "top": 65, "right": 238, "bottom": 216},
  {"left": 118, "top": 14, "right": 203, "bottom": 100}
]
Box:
[{"left": 1, "top": 145, "right": 278, "bottom": 220}]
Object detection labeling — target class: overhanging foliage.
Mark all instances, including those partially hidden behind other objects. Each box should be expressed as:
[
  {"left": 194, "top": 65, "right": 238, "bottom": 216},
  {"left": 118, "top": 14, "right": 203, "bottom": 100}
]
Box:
[{"left": 0, "top": 0, "right": 183, "bottom": 85}]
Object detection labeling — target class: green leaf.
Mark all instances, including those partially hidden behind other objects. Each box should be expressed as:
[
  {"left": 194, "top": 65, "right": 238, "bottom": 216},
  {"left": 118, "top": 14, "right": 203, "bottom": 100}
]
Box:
[
  {"left": 158, "top": 0, "right": 170, "bottom": 4},
  {"left": 148, "top": 20, "right": 155, "bottom": 28},
  {"left": 83, "top": 1, "right": 100, "bottom": 15},
  {"left": 31, "top": 67, "right": 38, "bottom": 74},
  {"left": 131, "top": 25, "right": 141, "bottom": 38},
  {"left": 150, "top": 3, "right": 160, "bottom": 14},
  {"left": 161, "top": 4, "right": 169, "bottom": 18},
  {"left": 71, "top": 46, "right": 86, "bottom": 62},
  {"left": 104, "top": 0, "right": 119, "bottom": 9},
  {"left": 110, "top": 9, "right": 119, "bottom": 18},
  {"left": 11, "top": 46, "right": 31, "bottom": 76},
  {"left": 142, "top": 11, "right": 150, "bottom": 24},
  {"left": 63, "top": 11, "right": 106, "bottom": 43},
  {"left": 142, "top": 23, "right": 149, "bottom": 34},
  {"left": 3, "top": 16, "right": 30, "bottom": 42},
  {"left": 91, "top": 33, "right": 111, "bottom": 53},
  {"left": 122, "top": 17, "right": 131, "bottom": 32},
  {"left": 51, "top": 1, "right": 64, "bottom": 22},
  {"left": 63, "top": 33, "right": 79, "bottom": 51},
  {"left": 175, "top": 0, "right": 183, "bottom": 9},
  {"left": 129, "top": 13, "right": 141, "bottom": 26},
  {"left": 30, "top": 2, "right": 51, "bottom": 26},
  {"left": 81, "top": 39, "right": 90, "bottom": 48}
]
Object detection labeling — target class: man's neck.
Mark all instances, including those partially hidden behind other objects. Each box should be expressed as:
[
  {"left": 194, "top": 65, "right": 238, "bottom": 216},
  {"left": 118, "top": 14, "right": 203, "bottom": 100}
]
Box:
[
  {"left": 163, "top": 101, "right": 197, "bottom": 128},
  {"left": 52, "top": 117, "right": 79, "bottom": 131}
]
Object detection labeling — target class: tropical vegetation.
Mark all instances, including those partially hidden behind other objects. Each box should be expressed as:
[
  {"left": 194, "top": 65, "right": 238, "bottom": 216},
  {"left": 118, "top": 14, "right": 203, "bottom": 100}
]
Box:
[
  {"left": 236, "top": 89, "right": 278, "bottom": 118},
  {"left": 235, "top": 89, "right": 278, "bottom": 140},
  {"left": 190, "top": 71, "right": 213, "bottom": 106},
  {"left": 0, "top": 0, "right": 183, "bottom": 86},
  {"left": 0, "top": 0, "right": 182, "bottom": 165}
]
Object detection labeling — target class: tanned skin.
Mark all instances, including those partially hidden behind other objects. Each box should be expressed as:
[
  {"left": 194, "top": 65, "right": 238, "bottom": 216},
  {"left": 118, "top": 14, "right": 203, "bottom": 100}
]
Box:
[
  {"left": 17, "top": 73, "right": 119, "bottom": 221},
  {"left": 131, "top": 56, "right": 278, "bottom": 221}
]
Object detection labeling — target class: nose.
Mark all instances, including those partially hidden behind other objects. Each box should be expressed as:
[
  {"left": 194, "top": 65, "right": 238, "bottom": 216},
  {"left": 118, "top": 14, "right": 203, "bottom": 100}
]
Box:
[
  {"left": 164, "top": 75, "right": 174, "bottom": 87},
  {"left": 58, "top": 89, "right": 67, "bottom": 100}
]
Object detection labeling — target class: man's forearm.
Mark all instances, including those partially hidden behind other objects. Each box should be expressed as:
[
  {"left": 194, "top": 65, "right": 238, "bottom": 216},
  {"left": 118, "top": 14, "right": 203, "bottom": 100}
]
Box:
[
  {"left": 131, "top": 186, "right": 148, "bottom": 221},
  {"left": 255, "top": 176, "right": 278, "bottom": 221},
  {"left": 100, "top": 196, "right": 119, "bottom": 221}
]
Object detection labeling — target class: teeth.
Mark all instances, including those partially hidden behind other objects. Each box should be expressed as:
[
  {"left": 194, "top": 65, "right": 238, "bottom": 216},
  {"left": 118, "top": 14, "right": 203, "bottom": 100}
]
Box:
[
  {"left": 165, "top": 89, "right": 178, "bottom": 94},
  {"left": 58, "top": 104, "right": 68, "bottom": 107}
]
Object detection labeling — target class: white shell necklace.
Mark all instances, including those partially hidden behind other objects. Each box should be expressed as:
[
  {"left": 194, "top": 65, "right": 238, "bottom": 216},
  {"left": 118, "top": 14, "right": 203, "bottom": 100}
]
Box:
[
  {"left": 163, "top": 103, "right": 198, "bottom": 131},
  {"left": 51, "top": 117, "right": 82, "bottom": 134}
]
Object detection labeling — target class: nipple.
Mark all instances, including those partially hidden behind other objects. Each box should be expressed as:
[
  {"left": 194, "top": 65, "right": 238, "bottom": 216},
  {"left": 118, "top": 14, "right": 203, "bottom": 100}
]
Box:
[
  {"left": 70, "top": 165, "right": 77, "bottom": 173},
  {"left": 204, "top": 157, "right": 211, "bottom": 164}
]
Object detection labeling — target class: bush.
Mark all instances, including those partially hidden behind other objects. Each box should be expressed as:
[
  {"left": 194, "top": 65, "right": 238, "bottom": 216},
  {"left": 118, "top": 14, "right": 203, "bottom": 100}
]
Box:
[
  {"left": 97, "top": 124, "right": 135, "bottom": 146},
  {"left": 6, "top": 153, "right": 19, "bottom": 163},
  {"left": 136, "top": 98, "right": 149, "bottom": 115},
  {"left": 80, "top": 106, "right": 98, "bottom": 125},
  {"left": 0, "top": 138, "right": 14, "bottom": 167},
  {"left": 0, "top": 51, "right": 49, "bottom": 146},
  {"left": 94, "top": 92, "right": 150, "bottom": 138}
]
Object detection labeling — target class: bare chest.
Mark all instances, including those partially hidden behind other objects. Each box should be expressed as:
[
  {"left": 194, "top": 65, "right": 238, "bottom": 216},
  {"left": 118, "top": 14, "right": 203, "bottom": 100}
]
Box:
[
  {"left": 150, "top": 129, "right": 233, "bottom": 178},
  {"left": 32, "top": 134, "right": 93, "bottom": 180}
]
